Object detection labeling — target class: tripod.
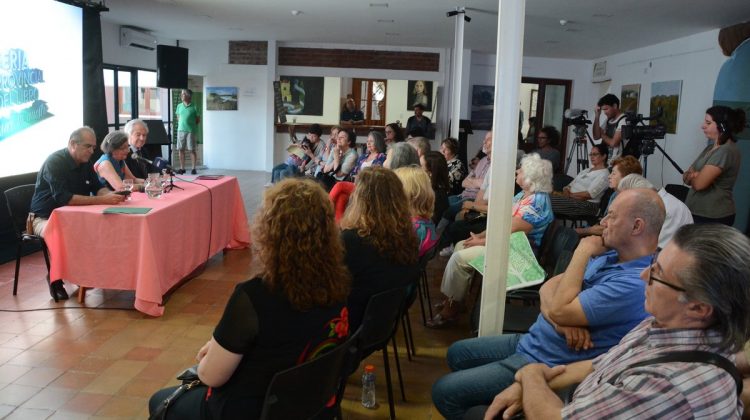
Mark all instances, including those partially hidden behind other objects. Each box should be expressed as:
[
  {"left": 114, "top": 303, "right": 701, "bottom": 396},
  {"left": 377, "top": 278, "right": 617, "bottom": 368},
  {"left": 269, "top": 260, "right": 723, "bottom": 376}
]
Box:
[
  {"left": 640, "top": 140, "right": 684, "bottom": 178},
  {"left": 163, "top": 169, "right": 184, "bottom": 193},
  {"left": 564, "top": 125, "right": 596, "bottom": 174}
]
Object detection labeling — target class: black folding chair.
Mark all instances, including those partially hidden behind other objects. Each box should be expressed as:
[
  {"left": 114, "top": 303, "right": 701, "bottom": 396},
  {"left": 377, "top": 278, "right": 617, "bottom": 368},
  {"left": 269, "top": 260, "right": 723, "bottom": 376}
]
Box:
[
  {"left": 4, "top": 184, "right": 53, "bottom": 300},
  {"left": 354, "top": 287, "right": 410, "bottom": 420},
  {"left": 259, "top": 332, "right": 356, "bottom": 420}
]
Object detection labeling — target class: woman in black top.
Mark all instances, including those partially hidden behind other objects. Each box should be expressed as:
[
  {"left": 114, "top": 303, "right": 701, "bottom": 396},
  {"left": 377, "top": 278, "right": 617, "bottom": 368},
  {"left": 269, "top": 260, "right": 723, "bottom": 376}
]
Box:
[
  {"left": 148, "top": 178, "right": 350, "bottom": 420},
  {"left": 340, "top": 166, "right": 420, "bottom": 330}
]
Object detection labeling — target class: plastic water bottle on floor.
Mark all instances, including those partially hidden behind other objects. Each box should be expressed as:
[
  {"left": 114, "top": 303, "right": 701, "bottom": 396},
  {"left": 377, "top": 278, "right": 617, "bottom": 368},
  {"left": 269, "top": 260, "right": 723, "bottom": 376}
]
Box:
[{"left": 361, "top": 364, "right": 376, "bottom": 409}]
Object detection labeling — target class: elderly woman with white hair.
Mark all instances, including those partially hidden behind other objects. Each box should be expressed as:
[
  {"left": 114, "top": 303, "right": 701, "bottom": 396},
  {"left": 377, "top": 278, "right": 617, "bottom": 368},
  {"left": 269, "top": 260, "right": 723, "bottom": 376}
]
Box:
[{"left": 427, "top": 153, "right": 554, "bottom": 327}]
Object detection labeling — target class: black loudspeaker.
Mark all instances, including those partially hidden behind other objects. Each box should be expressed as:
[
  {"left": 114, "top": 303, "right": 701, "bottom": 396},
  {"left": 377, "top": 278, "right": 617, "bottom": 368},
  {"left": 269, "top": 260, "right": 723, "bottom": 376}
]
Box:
[{"left": 156, "top": 45, "right": 188, "bottom": 89}]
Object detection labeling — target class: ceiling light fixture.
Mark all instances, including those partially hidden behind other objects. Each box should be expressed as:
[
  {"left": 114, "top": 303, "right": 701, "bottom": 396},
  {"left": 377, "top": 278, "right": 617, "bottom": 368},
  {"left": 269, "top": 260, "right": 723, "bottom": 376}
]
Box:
[
  {"left": 446, "top": 8, "right": 471, "bottom": 23},
  {"left": 291, "top": 10, "right": 302, "bottom": 16}
]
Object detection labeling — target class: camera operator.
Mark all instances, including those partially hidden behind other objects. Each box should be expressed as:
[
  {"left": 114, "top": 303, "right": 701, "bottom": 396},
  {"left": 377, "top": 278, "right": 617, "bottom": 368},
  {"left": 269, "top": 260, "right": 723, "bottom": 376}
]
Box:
[{"left": 592, "top": 94, "right": 627, "bottom": 165}]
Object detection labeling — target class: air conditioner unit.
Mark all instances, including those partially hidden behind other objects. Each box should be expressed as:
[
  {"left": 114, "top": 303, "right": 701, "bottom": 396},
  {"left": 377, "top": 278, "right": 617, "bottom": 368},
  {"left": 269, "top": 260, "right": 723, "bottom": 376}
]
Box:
[{"left": 119, "top": 27, "right": 157, "bottom": 51}]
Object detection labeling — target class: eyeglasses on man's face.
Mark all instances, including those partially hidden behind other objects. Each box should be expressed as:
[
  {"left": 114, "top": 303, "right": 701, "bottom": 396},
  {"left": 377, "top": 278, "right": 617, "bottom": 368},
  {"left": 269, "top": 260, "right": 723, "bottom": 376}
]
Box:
[{"left": 647, "top": 249, "right": 687, "bottom": 293}]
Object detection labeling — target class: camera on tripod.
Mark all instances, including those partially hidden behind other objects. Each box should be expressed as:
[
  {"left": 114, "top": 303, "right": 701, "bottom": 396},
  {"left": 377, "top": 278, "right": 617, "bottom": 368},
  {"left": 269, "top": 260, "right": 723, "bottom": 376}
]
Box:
[
  {"left": 622, "top": 108, "right": 667, "bottom": 157},
  {"left": 564, "top": 109, "right": 592, "bottom": 138}
]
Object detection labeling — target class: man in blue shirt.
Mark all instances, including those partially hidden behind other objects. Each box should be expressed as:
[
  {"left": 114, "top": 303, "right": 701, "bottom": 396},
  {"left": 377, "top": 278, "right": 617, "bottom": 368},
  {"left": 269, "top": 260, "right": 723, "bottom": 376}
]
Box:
[{"left": 431, "top": 188, "right": 666, "bottom": 420}]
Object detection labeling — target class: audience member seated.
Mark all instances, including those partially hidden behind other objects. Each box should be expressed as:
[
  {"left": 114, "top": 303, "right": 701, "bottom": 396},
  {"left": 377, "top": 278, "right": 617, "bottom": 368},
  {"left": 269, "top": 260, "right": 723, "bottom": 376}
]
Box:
[
  {"left": 29, "top": 126, "right": 126, "bottom": 300},
  {"left": 616, "top": 174, "right": 694, "bottom": 250},
  {"left": 406, "top": 103, "right": 431, "bottom": 138},
  {"left": 550, "top": 144, "right": 609, "bottom": 219},
  {"left": 443, "top": 131, "right": 492, "bottom": 225},
  {"left": 440, "top": 137, "right": 467, "bottom": 196},
  {"left": 384, "top": 122, "right": 405, "bottom": 148},
  {"left": 532, "top": 125, "right": 562, "bottom": 173},
  {"left": 575, "top": 155, "right": 642, "bottom": 237},
  {"left": 431, "top": 188, "right": 665, "bottom": 419},
  {"left": 481, "top": 224, "right": 750, "bottom": 420},
  {"left": 407, "top": 136, "right": 431, "bottom": 166},
  {"left": 423, "top": 151, "right": 451, "bottom": 225},
  {"left": 438, "top": 177, "right": 490, "bottom": 256},
  {"left": 383, "top": 142, "right": 420, "bottom": 170},
  {"left": 350, "top": 131, "right": 386, "bottom": 178},
  {"left": 148, "top": 178, "right": 350, "bottom": 420},
  {"left": 427, "top": 154, "right": 554, "bottom": 328},
  {"left": 394, "top": 166, "right": 439, "bottom": 257},
  {"left": 308, "top": 125, "right": 341, "bottom": 177},
  {"left": 340, "top": 97, "right": 364, "bottom": 125},
  {"left": 123, "top": 119, "right": 157, "bottom": 179},
  {"left": 736, "top": 341, "right": 750, "bottom": 420},
  {"left": 94, "top": 130, "right": 143, "bottom": 191},
  {"left": 341, "top": 167, "right": 420, "bottom": 331},
  {"left": 271, "top": 124, "right": 324, "bottom": 183},
  {"left": 318, "top": 129, "right": 358, "bottom": 190}
]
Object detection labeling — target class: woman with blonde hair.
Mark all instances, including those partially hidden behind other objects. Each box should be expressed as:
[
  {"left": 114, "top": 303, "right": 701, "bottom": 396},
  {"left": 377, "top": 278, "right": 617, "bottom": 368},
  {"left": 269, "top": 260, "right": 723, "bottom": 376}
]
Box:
[
  {"left": 149, "top": 178, "right": 350, "bottom": 420},
  {"left": 394, "top": 166, "right": 438, "bottom": 257},
  {"left": 341, "top": 166, "right": 420, "bottom": 330}
]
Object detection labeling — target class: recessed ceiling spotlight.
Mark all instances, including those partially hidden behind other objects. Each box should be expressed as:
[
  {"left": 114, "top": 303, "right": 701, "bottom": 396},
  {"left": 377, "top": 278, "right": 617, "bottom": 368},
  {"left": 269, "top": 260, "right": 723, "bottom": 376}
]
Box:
[
  {"left": 559, "top": 19, "right": 568, "bottom": 26},
  {"left": 291, "top": 10, "right": 302, "bottom": 16},
  {"left": 369, "top": 3, "right": 388, "bottom": 7}
]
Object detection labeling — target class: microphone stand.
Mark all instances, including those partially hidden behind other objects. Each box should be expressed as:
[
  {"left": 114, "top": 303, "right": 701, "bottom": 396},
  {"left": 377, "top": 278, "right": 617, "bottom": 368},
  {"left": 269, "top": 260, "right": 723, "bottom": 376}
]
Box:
[{"left": 163, "top": 168, "right": 183, "bottom": 193}]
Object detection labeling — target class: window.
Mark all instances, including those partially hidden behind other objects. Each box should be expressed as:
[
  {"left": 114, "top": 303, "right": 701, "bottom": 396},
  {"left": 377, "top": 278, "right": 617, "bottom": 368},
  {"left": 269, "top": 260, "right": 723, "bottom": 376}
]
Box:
[
  {"left": 103, "top": 65, "right": 170, "bottom": 132},
  {"left": 353, "top": 78, "right": 387, "bottom": 126}
]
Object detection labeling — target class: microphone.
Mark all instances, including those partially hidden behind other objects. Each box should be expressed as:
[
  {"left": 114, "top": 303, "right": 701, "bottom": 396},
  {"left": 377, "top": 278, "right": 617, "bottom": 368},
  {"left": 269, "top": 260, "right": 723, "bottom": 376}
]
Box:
[
  {"left": 132, "top": 152, "right": 154, "bottom": 166},
  {"left": 153, "top": 157, "right": 174, "bottom": 174}
]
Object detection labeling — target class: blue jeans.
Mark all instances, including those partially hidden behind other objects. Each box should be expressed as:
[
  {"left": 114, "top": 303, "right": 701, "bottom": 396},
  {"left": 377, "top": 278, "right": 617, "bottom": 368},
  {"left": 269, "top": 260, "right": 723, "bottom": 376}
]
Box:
[
  {"left": 271, "top": 163, "right": 299, "bottom": 183},
  {"left": 432, "top": 334, "right": 530, "bottom": 420}
]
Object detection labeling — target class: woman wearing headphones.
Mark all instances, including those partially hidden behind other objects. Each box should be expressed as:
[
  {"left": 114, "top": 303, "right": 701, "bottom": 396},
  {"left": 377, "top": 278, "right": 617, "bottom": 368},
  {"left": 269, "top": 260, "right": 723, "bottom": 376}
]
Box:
[{"left": 683, "top": 105, "right": 746, "bottom": 225}]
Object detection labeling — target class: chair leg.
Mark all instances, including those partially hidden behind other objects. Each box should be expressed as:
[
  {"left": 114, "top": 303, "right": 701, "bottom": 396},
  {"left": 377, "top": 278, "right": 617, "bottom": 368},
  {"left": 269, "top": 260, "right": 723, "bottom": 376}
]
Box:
[
  {"left": 391, "top": 336, "right": 406, "bottom": 402},
  {"left": 422, "top": 271, "right": 433, "bottom": 320},
  {"left": 416, "top": 276, "right": 427, "bottom": 326},
  {"left": 401, "top": 316, "right": 412, "bottom": 362},
  {"left": 381, "top": 345, "right": 396, "bottom": 420},
  {"left": 404, "top": 311, "right": 416, "bottom": 358},
  {"left": 13, "top": 242, "right": 22, "bottom": 295}
]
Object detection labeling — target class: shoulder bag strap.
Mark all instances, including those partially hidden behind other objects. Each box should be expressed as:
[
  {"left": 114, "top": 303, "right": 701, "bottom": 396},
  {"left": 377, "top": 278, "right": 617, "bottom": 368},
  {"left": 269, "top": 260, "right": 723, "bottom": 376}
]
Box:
[{"left": 606, "top": 350, "right": 743, "bottom": 396}]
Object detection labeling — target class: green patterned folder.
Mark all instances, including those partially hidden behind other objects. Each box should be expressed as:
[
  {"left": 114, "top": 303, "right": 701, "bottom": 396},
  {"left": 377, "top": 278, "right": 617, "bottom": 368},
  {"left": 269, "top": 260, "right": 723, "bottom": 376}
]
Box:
[{"left": 468, "top": 231, "right": 546, "bottom": 290}]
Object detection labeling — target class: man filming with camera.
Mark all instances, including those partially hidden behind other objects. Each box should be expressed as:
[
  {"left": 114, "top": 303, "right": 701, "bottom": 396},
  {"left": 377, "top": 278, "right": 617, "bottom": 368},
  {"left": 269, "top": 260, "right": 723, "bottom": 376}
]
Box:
[{"left": 592, "top": 94, "right": 628, "bottom": 165}]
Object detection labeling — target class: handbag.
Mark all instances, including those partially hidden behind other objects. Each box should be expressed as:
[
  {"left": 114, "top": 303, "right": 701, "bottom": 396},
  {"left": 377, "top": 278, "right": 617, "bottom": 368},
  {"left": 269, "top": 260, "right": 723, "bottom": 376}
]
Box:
[{"left": 149, "top": 365, "right": 203, "bottom": 420}]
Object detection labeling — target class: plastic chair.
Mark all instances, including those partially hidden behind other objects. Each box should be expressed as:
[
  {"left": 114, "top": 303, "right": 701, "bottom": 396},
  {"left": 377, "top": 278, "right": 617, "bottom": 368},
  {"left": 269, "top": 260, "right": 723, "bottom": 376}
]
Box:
[
  {"left": 4, "top": 184, "right": 53, "bottom": 300},
  {"left": 354, "top": 287, "right": 410, "bottom": 420},
  {"left": 259, "top": 332, "right": 355, "bottom": 420}
]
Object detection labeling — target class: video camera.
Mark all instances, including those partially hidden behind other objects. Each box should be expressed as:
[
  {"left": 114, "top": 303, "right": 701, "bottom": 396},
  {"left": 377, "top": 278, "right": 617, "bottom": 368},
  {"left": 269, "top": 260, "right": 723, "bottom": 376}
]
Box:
[
  {"left": 564, "top": 109, "right": 592, "bottom": 138},
  {"left": 622, "top": 108, "right": 667, "bottom": 157}
]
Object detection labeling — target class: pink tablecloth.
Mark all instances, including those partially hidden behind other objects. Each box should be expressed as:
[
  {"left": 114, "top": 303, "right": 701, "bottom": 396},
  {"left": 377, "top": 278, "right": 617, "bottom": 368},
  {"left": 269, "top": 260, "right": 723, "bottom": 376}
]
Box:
[{"left": 43, "top": 176, "right": 251, "bottom": 316}]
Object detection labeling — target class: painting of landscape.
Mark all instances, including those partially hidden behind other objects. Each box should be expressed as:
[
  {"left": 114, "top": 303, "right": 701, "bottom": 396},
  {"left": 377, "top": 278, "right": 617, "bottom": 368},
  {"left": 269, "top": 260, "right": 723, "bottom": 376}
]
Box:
[
  {"left": 650, "top": 80, "right": 682, "bottom": 133},
  {"left": 621, "top": 84, "right": 640, "bottom": 113},
  {"left": 206, "top": 87, "right": 238, "bottom": 110}
]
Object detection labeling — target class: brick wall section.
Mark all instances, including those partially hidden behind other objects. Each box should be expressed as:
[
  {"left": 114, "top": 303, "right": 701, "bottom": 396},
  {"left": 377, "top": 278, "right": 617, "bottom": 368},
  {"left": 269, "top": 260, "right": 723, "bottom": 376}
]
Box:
[
  {"left": 228, "top": 41, "right": 268, "bottom": 65},
  {"left": 278, "top": 47, "right": 439, "bottom": 71}
]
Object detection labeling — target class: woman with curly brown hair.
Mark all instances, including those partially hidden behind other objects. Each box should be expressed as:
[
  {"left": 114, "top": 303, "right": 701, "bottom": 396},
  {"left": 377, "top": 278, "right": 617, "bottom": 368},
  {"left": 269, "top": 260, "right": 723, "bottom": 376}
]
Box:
[
  {"left": 341, "top": 166, "right": 420, "bottom": 330},
  {"left": 149, "top": 178, "right": 350, "bottom": 420}
]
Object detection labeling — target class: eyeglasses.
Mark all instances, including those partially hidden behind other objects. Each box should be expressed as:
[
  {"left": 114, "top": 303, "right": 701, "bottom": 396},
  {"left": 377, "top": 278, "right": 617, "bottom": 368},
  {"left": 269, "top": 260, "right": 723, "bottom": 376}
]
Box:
[
  {"left": 589, "top": 152, "right": 601, "bottom": 157},
  {"left": 647, "top": 249, "right": 687, "bottom": 293}
]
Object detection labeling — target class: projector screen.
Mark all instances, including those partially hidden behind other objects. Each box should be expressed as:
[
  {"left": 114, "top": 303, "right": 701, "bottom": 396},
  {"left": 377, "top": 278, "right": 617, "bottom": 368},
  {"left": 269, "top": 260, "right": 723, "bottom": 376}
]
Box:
[{"left": 0, "top": 0, "right": 83, "bottom": 178}]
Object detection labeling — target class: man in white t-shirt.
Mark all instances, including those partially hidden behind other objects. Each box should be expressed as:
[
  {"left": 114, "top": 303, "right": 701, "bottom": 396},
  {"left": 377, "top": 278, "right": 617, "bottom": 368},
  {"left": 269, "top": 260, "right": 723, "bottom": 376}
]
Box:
[{"left": 592, "top": 94, "right": 627, "bottom": 165}]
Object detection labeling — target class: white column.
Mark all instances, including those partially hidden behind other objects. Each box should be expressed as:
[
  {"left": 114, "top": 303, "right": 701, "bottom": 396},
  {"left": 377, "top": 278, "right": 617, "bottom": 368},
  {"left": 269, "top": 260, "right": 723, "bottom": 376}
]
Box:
[
  {"left": 449, "top": 11, "right": 465, "bottom": 139},
  {"left": 479, "top": 0, "right": 526, "bottom": 336}
]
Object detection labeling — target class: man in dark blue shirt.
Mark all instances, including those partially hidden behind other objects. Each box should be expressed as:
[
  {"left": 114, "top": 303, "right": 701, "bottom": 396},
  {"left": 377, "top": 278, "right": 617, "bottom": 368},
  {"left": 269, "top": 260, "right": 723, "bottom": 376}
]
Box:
[
  {"left": 339, "top": 97, "right": 364, "bottom": 125},
  {"left": 30, "top": 126, "right": 125, "bottom": 300}
]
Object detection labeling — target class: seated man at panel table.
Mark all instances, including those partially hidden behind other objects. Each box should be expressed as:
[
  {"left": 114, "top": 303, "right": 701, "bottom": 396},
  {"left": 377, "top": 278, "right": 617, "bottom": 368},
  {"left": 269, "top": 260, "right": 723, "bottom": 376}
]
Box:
[
  {"left": 29, "top": 126, "right": 126, "bottom": 300},
  {"left": 431, "top": 188, "right": 665, "bottom": 420},
  {"left": 479, "top": 223, "right": 750, "bottom": 420},
  {"left": 123, "top": 118, "right": 158, "bottom": 179}
]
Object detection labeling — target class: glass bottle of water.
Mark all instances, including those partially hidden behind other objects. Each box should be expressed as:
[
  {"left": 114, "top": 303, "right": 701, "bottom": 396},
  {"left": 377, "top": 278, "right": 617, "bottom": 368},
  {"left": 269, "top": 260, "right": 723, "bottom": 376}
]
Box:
[
  {"left": 361, "top": 364, "right": 376, "bottom": 409},
  {"left": 145, "top": 173, "right": 162, "bottom": 199}
]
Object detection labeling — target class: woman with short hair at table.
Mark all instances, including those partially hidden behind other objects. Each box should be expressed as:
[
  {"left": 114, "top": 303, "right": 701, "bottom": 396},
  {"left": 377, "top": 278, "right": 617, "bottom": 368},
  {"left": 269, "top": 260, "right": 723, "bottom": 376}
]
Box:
[
  {"left": 94, "top": 130, "right": 143, "bottom": 191},
  {"left": 340, "top": 166, "right": 420, "bottom": 330},
  {"left": 148, "top": 178, "right": 350, "bottom": 420}
]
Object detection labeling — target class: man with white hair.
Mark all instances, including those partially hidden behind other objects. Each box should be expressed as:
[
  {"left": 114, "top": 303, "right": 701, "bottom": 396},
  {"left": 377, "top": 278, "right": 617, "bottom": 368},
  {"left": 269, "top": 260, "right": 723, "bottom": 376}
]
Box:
[
  {"left": 617, "top": 174, "right": 693, "bottom": 249},
  {"left": 123, "top": 119, "right": 157, "bottom": 179}
]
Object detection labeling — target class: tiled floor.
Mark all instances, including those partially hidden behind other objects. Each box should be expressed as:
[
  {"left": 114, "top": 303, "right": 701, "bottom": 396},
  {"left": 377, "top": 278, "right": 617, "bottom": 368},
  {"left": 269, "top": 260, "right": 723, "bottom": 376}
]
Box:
[{"left": 0, "top": 170, "right": 472, "bottom": 419}]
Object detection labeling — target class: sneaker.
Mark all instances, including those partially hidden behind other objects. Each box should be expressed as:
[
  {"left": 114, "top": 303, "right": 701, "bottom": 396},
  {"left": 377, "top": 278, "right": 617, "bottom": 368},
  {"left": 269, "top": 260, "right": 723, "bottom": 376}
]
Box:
[
  {"left": 176, "top": 169, "right": 186, "bottom": 175},
  {"left": 439, "top": 244, "right": 454, "bottom": 257},
  {"left": 190, "top": 169, "right": 197, "bottom": 175}
]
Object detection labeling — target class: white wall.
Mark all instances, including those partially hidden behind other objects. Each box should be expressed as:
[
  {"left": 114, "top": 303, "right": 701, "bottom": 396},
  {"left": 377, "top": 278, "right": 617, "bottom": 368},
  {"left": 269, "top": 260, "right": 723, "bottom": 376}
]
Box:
[
  {"left": 101, "top": 20, "right": 175, "bottom": 69},
  {"left": 598, "top": 29, "right": 725, "bottom": 188}
]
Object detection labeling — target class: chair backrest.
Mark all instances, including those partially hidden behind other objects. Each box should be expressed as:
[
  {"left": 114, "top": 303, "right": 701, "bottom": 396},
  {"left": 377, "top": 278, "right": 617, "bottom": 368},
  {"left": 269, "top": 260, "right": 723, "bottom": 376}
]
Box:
[
  {"left": 358, "top": 287, "right": 408, "bottom": 356},
  {"left": 598, "top": 188, "right": 615, "bottom": 217},
  {"left": 553, "top": 174, "right": 574, "bottom": 192},
  {"left": 536, "top": 219, "right": 559, "bottom": 269},
  {"left": 664, "top": 184, "right": 689, "bottom": 203},
  {"left": 543, "top": 225, "right": 579, "bottom": 278},
  {"left": 4, "top": 184, "right": 36, "bottom": 236},
  {"left": 259, "top": 333, "right": 355, "bottom": 420}
]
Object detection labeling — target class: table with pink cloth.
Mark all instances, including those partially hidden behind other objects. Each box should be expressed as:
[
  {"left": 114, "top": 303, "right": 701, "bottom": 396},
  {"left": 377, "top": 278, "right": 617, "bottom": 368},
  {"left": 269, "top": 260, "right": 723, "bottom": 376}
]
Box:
[{"left": 43, "top": 176, "right": 251, "bottom": 316}]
